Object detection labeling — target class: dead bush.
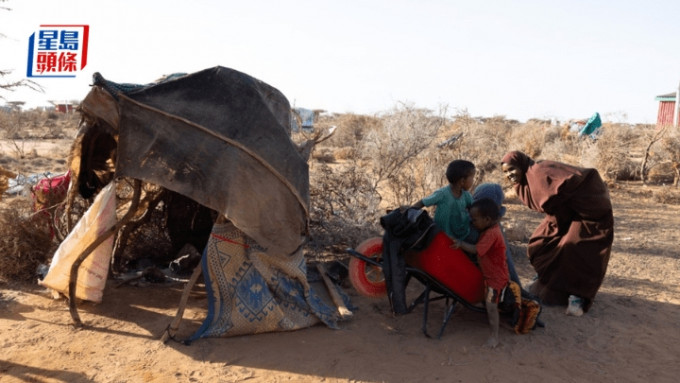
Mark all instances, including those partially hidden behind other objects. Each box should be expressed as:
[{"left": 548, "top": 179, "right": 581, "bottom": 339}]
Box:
[
  {"left": 647, "top": 162, "right": 676, "bottom": 184},
  {"left": 0, "top": 200, "right": 55, "bottom": 281},
  {"left": 0, "top": 110, "right": 22, "bottom": 139},
  {"left": 359, "top": 104, "right": 447, "bottom": 207},
  {"left": 653, "top": 186, "right": 680, "bottom": 204},
  {"left": 385, "top": 161, "right": 422, "bottom": 206},
  {"left": 311, "top": 148, "right": 336, "bottom": 163},
  {"left": 507, "top": 122, "right": 552, "bottom": 159},
  {"left": 595, "top": 124, "right": 646, "bottom": 181},
  {"left": 332, "top": 146, "right": 355, "bottom": 160},
  {"left": 661, "top": 126, "right": 680, "bottom": 186},
  {"left": 308, "top": 162, "right": 382, "bottom": 254},
  {"left": 422, "top": 112, "right": 516, "bottom": 188},
  {"left": 322, "top": 114, "right": 381, "bottom": 148}
]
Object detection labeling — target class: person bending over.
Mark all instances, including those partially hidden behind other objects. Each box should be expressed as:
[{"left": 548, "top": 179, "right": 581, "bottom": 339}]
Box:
[{"left": 501, "top": 151, "right": 614, "bottom": 316}]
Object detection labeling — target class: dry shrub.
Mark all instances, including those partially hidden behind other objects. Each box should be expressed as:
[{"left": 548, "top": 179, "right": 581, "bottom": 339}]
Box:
[
  {"left": 507, "top": 122, "right": 551, "bottom": 159},
  {"left": 0, "top": 110, "right": 22, "bottom": 139},
  {"left": 332, "top": 146, "right": 355, "bottom": 160},
  {"left": 359, "top": 104, "right": 447, "bottom": 207},
  {"left": 0, "top": 201, "right": 55, "bottom": 281},
  {"left": 307, "top": 104, "right": 447, "bottom": 251},
  {"left": 322, "top": 113, "right": 381, "bottom": 148},
  {"left": 647, "top": 162, "right": 676, "bottom": 184},
  {"left": 385, "top": 161, "right": 424, "bottom": 206},
  {"left": 308, "top": 162, "right": 382, "bottom": 253},
  {"left": 311, "top": 148, "right": 336, "bottom": 163},
  {"left": 595, "top": 125, "right": 644, "bottom": 181},
  {"left": 661, "top": 126, "right": 680, "bottom": 186},
  {"left": 541, "top": 132, "right": 601, "bottom": 170},
  {"left": 420, "top": 113, "right": 518, "bottom": 188},
  {"left": 0, "top": 109, "right": 78, "bottom": 140},
  {"left": 653, "top": 186, "right": 680, "bottom": 204},
  {"left": 0, "top": 110, "right": 9, "bottom": 135}
]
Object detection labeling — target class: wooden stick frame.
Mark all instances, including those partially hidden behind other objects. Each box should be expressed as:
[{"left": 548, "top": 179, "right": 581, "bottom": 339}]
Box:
[{"left": 68, "top": 179, "right": 142, "bottom": 327}]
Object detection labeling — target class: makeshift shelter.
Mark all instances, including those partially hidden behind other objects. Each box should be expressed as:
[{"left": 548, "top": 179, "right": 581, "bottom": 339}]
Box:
[{"left": 46, "top": 66, "right": 349, "bottom": 338}]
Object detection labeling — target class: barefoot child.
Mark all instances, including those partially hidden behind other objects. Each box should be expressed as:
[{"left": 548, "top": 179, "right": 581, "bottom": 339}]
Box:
[{"left": 454, "top": 198, "right": 509, "bottom": 348}]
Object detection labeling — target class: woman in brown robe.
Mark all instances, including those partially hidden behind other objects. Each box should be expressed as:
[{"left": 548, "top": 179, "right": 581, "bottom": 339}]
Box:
[{"left": 501, "top": 151, "right": 614, "bottom": 315}]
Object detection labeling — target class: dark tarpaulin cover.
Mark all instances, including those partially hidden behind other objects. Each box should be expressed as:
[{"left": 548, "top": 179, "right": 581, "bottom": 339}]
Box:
[
  {"left": 74, "top": 67, "right": 346, "bottom": 336},
  {"left": 111, "top": 66, "right": 309, "bottom": 258}
]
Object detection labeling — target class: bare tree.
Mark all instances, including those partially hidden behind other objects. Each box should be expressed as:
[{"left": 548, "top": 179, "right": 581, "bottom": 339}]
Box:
[
  {"left": 661, "top": 126, "right": 680, "bottom": 186},
  {"left": 1, "top": 1, "right": 43, "bottom": 99},
  {"left": 640, "top": 125, "right": 669, "bottom": 184},
  {"left": 360, "top": 103, "right": 448, "bottom": 202}
]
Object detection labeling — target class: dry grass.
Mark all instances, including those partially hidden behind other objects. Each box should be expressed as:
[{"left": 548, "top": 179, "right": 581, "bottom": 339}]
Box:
[
  {"left": 3, "top": 106, "right": 680, "bottom": 276},
  {"left": 306, "top": 108, "right": 680, "bottom": 255},
  {"left": 0, "top": 199, "right": 55, "bottom": 281}
]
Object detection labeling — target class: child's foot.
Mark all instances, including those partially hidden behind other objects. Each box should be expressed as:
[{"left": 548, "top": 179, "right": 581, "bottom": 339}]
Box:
[
  {"left": 525, "top": 275, "right": 539, "bottom": 293},
  {"left": 485, "top": 336, "right": 500, "bottom": 348},
  {"left": 566, "top": 295, "right": 584, "bottom": 316}
]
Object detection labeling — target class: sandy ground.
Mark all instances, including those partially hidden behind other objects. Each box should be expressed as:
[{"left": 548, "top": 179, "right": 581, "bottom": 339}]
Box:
[{"left": 1, "top": 138, "right": 680, "bottom": 383}]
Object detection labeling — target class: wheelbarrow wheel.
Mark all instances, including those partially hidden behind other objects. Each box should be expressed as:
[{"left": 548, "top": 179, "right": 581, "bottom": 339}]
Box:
[{"left": 349, "top": 237, "right": 387, "bottom": 297}]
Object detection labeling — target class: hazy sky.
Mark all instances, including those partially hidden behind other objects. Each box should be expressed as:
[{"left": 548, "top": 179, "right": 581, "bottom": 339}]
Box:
[{"left": 2, "top": 0, "right": 679, "bottom": 123}]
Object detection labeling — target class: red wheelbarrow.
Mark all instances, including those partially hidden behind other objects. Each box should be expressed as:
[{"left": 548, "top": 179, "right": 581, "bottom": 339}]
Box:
[{"left": 346, "top": 231, "right": 488, "bottom": 338}]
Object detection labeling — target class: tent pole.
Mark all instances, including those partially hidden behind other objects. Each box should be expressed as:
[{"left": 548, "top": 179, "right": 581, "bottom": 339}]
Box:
[
  {"left": 160, "top": 261, "right": 203, "bottom": 343},
  {"left": 315, "top": 263, "right": 353, "bottom": 319},
  {"left": 68, "top": 179, "right": 142, "bottom": 327}
]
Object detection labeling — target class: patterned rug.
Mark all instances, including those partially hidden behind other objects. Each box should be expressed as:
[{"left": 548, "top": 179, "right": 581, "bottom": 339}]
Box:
[{"left": 190, "top": 222, "right": 341, "bottom": 339}]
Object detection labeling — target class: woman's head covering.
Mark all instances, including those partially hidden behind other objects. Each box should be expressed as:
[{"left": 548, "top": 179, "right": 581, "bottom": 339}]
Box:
[
  {"left": 472, "top": 182, "right": 507, "bottom": 217},
  {"left": 501, "top": 151, "right": 534, "bottom": 173}
]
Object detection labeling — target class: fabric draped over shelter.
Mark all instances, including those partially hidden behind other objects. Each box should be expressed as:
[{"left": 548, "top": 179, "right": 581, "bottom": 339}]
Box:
[
  {"left": 501, "top": 151, "right": 614, "bottom": 311},
  {"left": 191, "top": 222, "right": 339, "bottom": 339},
  {"left": 75, "top": 66, "right": 343, "bottom": 336},
  {"left": 95, "top": 66, "right": 308, "bottom": 258}
]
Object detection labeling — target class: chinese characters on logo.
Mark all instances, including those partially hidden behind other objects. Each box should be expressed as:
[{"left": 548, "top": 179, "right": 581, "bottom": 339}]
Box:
[{"left": 27, "top": 25, "right": 89, "bottom": 78}]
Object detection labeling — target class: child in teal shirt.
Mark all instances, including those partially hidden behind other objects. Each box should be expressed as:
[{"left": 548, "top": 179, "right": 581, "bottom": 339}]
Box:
[{"left": 410, "top": 160, "right": 477, "bottom": 243}]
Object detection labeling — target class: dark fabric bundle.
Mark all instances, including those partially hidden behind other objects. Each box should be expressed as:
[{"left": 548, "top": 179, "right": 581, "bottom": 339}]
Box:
[{"left": 380, "top": 208, "right": 438, "bottom": 314}]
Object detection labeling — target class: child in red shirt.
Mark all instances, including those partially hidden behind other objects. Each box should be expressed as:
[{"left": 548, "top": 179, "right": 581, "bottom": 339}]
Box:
[{"left": 454, "top": 197, "right": 508, "bottom": 348}]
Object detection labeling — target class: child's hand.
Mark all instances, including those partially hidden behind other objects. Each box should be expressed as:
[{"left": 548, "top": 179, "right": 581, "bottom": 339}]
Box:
[{"left": 450, "top": 239, "right": 460, "bottom": 249}]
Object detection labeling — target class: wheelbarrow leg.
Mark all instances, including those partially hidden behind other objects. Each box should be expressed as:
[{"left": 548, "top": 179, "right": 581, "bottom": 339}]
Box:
[
  {"left": 437, "top": 300, "right": 459, "bottom": 339},
  {"left": 421, "top": 285, "right": 432, "bottom": 338}
]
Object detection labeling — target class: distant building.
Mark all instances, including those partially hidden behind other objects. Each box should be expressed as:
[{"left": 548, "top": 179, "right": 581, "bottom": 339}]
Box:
[
  {"left": 655, "top": 90, "right": 679, "bottom": 127},
  {"left": 49, "top": 100, "right": 78, "bottom": 114}
]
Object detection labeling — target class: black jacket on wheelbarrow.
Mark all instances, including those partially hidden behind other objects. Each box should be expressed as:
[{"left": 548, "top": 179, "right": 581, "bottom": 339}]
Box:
[{"left": 380, "top": 208, "right": 438, "bottom": 314}]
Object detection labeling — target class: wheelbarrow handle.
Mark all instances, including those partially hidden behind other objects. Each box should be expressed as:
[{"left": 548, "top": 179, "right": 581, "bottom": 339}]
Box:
[{"left": 346, "top": 248, "right": 383, "bottom": 267}]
